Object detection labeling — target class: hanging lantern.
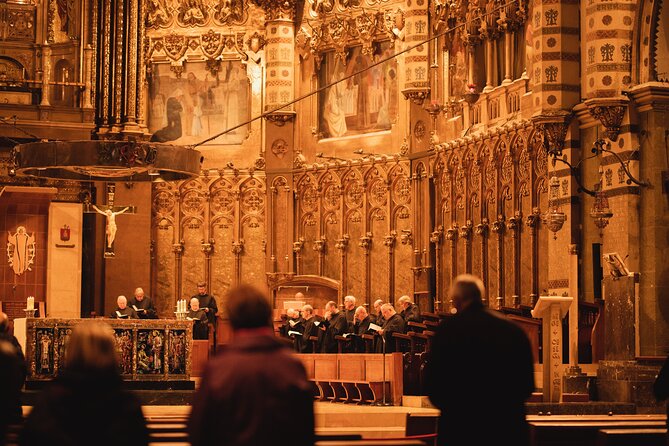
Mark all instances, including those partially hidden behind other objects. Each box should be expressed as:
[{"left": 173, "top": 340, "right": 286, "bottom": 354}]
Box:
[
  {"left": 542, "top": 175, "right": 566, "bottom": 239},
  {"left": 590, "top": 190, "right": 613, "bottom": 237}
]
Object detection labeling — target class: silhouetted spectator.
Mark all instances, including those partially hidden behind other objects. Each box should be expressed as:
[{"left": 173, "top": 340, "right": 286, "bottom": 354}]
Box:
[
  {"left": 20, "top": 321, "right": 148, "bottom": 446},
  {"left": 425, "top": 274, "right": 534, "bottom": 446},
  {"left": 654, "top": 354, "right": 669, "bottom": 444},
  {"left": 0, "top": 339, "right": 24, "bottom": 446},
  {"left": 189, "top": 284, "right": 314, "bottom": 446}
]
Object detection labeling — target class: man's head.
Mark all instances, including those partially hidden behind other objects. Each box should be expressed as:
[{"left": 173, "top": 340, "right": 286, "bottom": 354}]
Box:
[
  {"left": 344, "top": 295, "right": 356, "bottom": 311},
  {"left": 225, "top": 284, "right": 272, "bottom": 331},
  {"left": 450, "top": 274, "right": 485, "bottom": 312},
  {"left": 197, "top": 281, "right": 207, "bottom": 296},
  {"left": 302, "top": 304, "right": 314, "bottom": 318},
  {"left": 0, "top": 312, "right": 8, "bottom": 334},
  {"left": 325, "top": 301, "right": 338, "bottom": 316},
  {"left": 134, "top": 287, "right": 145, "bottom": 301},
  {"left": 66, "top": 321, "right": 118, "bottom": 374},
  {"left": 117, "top": 295, "right": 127, "bottom": 310},
  {"left": 286, "top": 308, "right": 296, "bottom": 319},
  {"left": 397, "top": 295, "right": 412, "bottom": 311},
  {"left": 294, "top": 292, "right": 305, "bottom": 301},
  {"left": 381, "top": 303, "right": 396, "bottom": 320},
  {"left": 373, "top": 299, "right": 383, "bottom": 313},
  {"left": 190, "top": 297, "right": 200, "bottom": 311},
  {"left": 354, "top": 306, "right": 368, "bottom": 321}
]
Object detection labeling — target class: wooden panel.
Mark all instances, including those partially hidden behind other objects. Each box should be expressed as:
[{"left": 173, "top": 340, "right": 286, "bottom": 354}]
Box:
[
  {"left": 191, "top": 340, "right": 209, "bottom": 377},
  {"left": 314, "top": 356, "right": 337, "bottom": 380},
  {"left": 338, "top": 355, "right": 364, "bottom": 381}
]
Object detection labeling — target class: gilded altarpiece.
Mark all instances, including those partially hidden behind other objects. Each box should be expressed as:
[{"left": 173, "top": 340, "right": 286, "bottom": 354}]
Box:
[
  {"left": 432, "top": 125, "right": 549, "bottom": 309},
  {"left": 151, "top": 174, "right": 266, "bottom": 317},
  {"left": 294, "top": 161, "right": 413, "bottom": 306}
]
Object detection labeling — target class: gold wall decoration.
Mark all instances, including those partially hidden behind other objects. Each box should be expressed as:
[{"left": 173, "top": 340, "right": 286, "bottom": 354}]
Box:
[
  {"left": 146, "top": 0, "right": 248, "bottom": 29},
  {"left": 7, "top": 226, "right": 36, "bottom": 276}
]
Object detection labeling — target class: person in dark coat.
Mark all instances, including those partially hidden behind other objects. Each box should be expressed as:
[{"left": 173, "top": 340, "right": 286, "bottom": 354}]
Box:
[
  {"left": 110, "top": 296, "right": 138, "bottom": 319},
  {"left": 424, "top": 274, "right": 535, "bottom": 446},
  {"left": 377, "top": 304, "right": 405, "bottom": 353},
  {"left": 398, "top": 295, "right": 421, "bottom": 325},
  {"left": 321, "top": 301, "right": 349, "bottom": 353},
  {"left": 189, "top": 284, "right": 314, "bottom": 446},
  {"left": 0, "top": 338, "right": 24, "bottom": 446},
  {"left": 654, "top": 354, "right": 669, "bottom": 442},
  {"left": 300, "top": 305, "right": 323, "bottom": 353},
  {"left": 286, "top": 309, "right": 305, "bottom": 352},
  {"left": 0, "top": 312, "right": 25, "bottom": 370},
  {"left": 191, "top": 282, "right": 218, "bottom": 326},
  {"left": 187, "top": 297, "right": 209, "bottom": 340},
  {"left": 353, "top": 306, "right": 372, "bottom": 353},
  {"left": 20, "top": 321, "right": 149, "bottom": 446},
  {"left": 128, "top": 288, "right": 157, "bottom": 319}
]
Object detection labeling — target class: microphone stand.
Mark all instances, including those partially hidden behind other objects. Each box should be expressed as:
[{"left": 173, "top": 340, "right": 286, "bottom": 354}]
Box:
[{"left": 378, "top": 333, "right": 391, "bottom": 406}]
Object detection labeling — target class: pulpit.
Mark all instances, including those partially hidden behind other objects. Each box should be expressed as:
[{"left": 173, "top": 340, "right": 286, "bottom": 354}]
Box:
[{"left": 531, "top": 296, "right": 573, "bottom": 402}]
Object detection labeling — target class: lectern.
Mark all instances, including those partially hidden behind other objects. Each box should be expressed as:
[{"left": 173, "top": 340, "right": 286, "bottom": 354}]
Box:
[{"left": 531, "top": 296, "right": 573, "bottom": 402}]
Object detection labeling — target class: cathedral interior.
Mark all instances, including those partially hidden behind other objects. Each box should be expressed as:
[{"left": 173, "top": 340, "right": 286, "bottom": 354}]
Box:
[{"left": 0, "top": 0, "right": 669, "bottom": 428}]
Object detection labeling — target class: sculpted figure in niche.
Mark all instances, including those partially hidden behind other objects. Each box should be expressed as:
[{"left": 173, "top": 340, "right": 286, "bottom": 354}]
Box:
[{"left": 147, "top": 0, "right": 170, "bottom": 27}]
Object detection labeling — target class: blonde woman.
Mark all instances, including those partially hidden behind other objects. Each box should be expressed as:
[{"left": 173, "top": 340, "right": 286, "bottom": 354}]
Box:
[{"left": 21, "top": 321, "right": 148, "bottom": 446}]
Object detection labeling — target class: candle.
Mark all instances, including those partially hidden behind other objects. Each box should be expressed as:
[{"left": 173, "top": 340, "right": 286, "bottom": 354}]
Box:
[{"left": 27, "top": 296, "right": 34, "bottom": 311}]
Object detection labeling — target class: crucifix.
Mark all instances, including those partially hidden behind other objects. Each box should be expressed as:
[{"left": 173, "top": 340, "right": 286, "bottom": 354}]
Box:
[{"left": 84, "top": 183, "right": 136, "bottom": 258}]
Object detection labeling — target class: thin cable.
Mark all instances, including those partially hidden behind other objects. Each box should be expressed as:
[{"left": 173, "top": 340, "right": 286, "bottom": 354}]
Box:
[{"left": 192, "top": 0, "right": 520, "bottom": 148}]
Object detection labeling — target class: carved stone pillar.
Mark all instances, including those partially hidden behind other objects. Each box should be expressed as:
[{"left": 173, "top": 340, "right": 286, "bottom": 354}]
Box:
[
  {"left": 359, "top": 233, "right": 372, "bottom": 307},
  {"left": 475, "top": 218, "right": 489, "bottom": 306},
  {"left": 445, "top": 224, "right": 458, "bottom": 297},
  {"left": 384, "top": 232, "right": 397, "bottom": 302},
  {"left": 525, "top": 208, "right": 541, "bottom": 307},
  {"left": 507, "top": 211, "right": 522, "bottom": 307},
  {"left": 82, "top": 45, "right": 94, "bottom": 109},
  {"left": 460, "top": 220, "right": 473, "bottom": 273},
  {"left": 232, "top": 240, "right": 245, "bottom": 286},
  {"left": 201, "top": 239, "right": 214, "bottom": 285},
  {"left": 479, "top": 3, "right": 498, "bottom": 93},
  {"left": 172, "top": 240, "right": 184, "bottom": 304},
  {"left": 292, "top": 238, "right": 304, "bottom": 276},
  {"left": 335, "top": 235, "right": 349, "bottom": 295},
  {"left": 401, "top": 0, "right": 430, "bottom": 104},
  {"left": 40, "top": 44, "right": 51, "bottom": 106},
  {"left": 313, "top": 235, "right": 326, "bottom": 277},
  {"left": 491, "top": 215, "right": 505, "bottom": 309},
  {"left": 430, "top": 226, "right": 443, "bottom": 311}
]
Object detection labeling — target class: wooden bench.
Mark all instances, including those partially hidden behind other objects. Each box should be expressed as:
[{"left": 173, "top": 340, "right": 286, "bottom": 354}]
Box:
[
  {"left": 596, "top": 428, "right": 667, "bottom": 446},
  {"left": 314, "top": 379, "right": 390, "bottom": 404},
  {"left": 316, "top": 441, "right": 427, "bottom": 446}
]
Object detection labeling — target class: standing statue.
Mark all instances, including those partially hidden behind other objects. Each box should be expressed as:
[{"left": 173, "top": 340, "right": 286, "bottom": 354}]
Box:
[{"left": 92, "top": 205, "right": 130, "bottom": 249}]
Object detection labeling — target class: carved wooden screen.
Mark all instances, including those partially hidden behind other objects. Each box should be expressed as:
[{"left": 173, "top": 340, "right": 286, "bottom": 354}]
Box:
[
  {"left": 294, "top": 161, "right": 412, "bottom": 306},
  {"left": 151, "top": 173, "right": 266, "bottom": 317}
]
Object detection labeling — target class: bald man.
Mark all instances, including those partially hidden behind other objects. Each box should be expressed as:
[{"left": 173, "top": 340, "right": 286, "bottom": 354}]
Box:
[
  {"left": 425, "top": 274, "right": 534, "bottom": 446},
  {"left": 397, "top": 295, "right": 421, "bottom": 323},
  {"left": 187, "top": 297, "right": 209, "bottom": 340},
  {"left": 377, "top": 304, "right": 405, "bottom": 353},
  {"left": 371, "top": 299, "right": 384, "bottom": 325},
  {"left": 111, "top": 296, "right": 138, "bottom": 319},
  {"left": 129, "top": 287, "right": 157, "bottom": 319}
]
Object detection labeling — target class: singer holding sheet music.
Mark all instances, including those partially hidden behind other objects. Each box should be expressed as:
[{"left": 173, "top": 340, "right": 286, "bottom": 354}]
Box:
[
  {"left": 128, "top": 287, "right": 158, "bottom": 319},
  {"left": 187, "top": 298, "right": 209, "bottom": 340},
  {"left": 110, "top": 296, "right": 139, "bottom": 319}
]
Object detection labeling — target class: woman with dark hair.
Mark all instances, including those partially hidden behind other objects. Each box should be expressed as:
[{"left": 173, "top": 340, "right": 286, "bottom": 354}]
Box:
[{"left": 20, "top": 322, "right": 148, "bottom": 446}]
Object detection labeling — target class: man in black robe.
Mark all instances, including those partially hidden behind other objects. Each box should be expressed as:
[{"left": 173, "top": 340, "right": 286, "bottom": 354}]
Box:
[
  {"left": 321, "top": 301, "right": 349, "bottom": 353},
  {"left": 128, "top": 287, "right": 158, "bottom": 319},
  {"left": 187, "top": 298, "right": 209, "bottom": 340},
  {"left": 424, "top": 274, "right": 534, "bottom": 446},
  {"left": 191, "top": 281, "right": 218, "bottom": 326},
  {"left": 300, "top": 305, "right": 323, "bottom": 353},
  {"left": 110, "top": 296, "right": 138, "bottom": 319},
  {"left": 398, "top": 295, "right": 421, "bottom": 325},
  {"left": 343, "top": 295, "right": 356, "bottom": 329},
  {"left": 371, "top": 299, "right": 384, "bottom": 325},
  {"left": 377, "top": 304, "right": 405, "bottom": 353},
  {"left": 353, "top": 306, "right": 372, "bottom": 353},
  {"left": 286, "top": 309, "right": 305, "bottom": 352}
]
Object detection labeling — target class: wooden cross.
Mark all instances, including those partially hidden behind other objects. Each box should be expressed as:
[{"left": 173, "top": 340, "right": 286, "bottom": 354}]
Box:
[{"left": 84, "top": 183, "right": 136, "bottom": 258}]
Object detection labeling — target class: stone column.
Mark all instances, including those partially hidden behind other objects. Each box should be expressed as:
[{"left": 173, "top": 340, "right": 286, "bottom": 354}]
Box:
[
  {"left": 401, "top": 0, "right": 430, "bottom": 105},
  {"left": 40, "top": 44, "right": 51, "bottom": 106}
]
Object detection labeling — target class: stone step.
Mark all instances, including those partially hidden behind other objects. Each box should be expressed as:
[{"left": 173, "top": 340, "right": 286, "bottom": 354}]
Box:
[{"left": 316, "top": 426, "right": 406, "bottom": 439}]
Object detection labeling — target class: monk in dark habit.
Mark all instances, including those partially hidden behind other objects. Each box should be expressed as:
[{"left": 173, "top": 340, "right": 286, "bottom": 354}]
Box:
[
  {"left": 321, "top": 301, "right": 349, "bottom": 353},
  {"left": 189, "top": 284, "right": 314, "bottom": 446},
  {"left": 300, "top": 304, "right": 323, "bottom": 353},
  {"left": 425, "top": 274, "right": 534, "bottom": 446},
  {"left": 187, "top": 297, "right": 209, "bottom": 340},
  {"left": 128, "top": 287, "right": 157, "bottom": 319},
  {"left": 397, "top": 295, "right": 421, "bottom": 323},
  {"left": 377, "top": 303, "right": 405, "bottom": 353},
  {"left": 110, "top": 296, "right": 138, "bottom": 319}
]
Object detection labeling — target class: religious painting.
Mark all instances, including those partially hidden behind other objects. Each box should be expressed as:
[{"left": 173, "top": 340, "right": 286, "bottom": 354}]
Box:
[
  {"left": 137, "top": 329, "right": 165, "bottom": 375},
  {"left": 35, "top": 328, "right": 55, "bottom": 376},
  {"left": 114, "top": 329, "right": 134, "bottom": 375},
  {"left": 318, "top": 42, "right": 398, "bottom": 139},
  {"left": 168, "top": 330, "right": 187, "bottom": 375},
  {"left": 148, "top": 61, "right": 250, "bottom": 145}
]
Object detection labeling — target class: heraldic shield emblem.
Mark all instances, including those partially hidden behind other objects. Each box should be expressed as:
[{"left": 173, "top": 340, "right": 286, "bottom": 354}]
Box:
[
  {"left": 60, "top": 225, "right": 71, "bottom": 242},
  {"left": 7, "top": 226, "right": 36, "bottom": 276}
]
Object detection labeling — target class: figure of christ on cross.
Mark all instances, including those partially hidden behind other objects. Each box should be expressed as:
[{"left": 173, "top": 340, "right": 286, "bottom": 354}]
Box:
[
  {"left": 92, "top": 204, "right": 129, "bottom": 250},
  {"left": 85, "top": 183, "right": 136, "bottom": 258}
]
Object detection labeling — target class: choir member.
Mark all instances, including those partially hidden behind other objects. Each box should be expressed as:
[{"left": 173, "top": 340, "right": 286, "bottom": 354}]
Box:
[
  {"left": 286, "top": 309, "right": 305, "bottom": 352},
  {"left": 397, "top": 295, "right": 421, "bottom": 324},
  {"left": 110, "top": 296, "right": 138, "bottom": 319},
  {"left": 377, "top": 303, "right": 405, "bottom": 353},
  {"left": 300, "top": 305, "right": 323, "bottom": 353},
  {"left": 371, "top": 299, "right": 384, "bottom": 325},
  {"left": 188, "top": 298, "right": 209, "bottom": 340},
  {"left": 128, "top": 287, "right": 158, "bottom": 319},
  {"left": 321, "top": 301, "right": 349, "bottom": 353},
  {"left": 353, "top": 306, "right": 372, "bottom": 353},
  {"left": 343, "top": 296, "right": 356, "bottom": 327},
  {"left": 191, "top": 281, "right": 218, "bottom": 325}
]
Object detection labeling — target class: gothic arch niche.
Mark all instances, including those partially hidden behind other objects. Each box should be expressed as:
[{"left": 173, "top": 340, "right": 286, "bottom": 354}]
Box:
[
  {"left": 269, "top": 176, "right": 291, "bottom": 275},
  {"left": 319, "top": 170, "right": 342, "bottom": 281},
  {"left": 343, "top": 168, "right": 364, "bottom": 299},
  {"left": 635, "top": 0, "right": 667, "bottom": 83},
  {"left": 389, "top": 163, "right": 412, "bottom": 299},
  {"left": 296, "top": 173, "right": 319, "bottom": 275},
  {"left": 179, "top": 178, "right": 207, "bottom": 298},
  {"left": 515, "top": 135, "right": 534, "bottom": 306},
  {"left": 239, "top": 177, "right": 266, "bottom": 288},
  {"left": 366, "top": 165, "right": 389, "bottom": 304},
  {"left": 484, "top": 144, "right": 499, "bottom": 304},
  {"left": 52, "top": 58, "right": 75, "bottom": 106},
  {"left": 210, "top": 177, "right": 236, "bottom": 304},
  {"left": 151, "top": 181, "right": 177, "bottom": 317}
]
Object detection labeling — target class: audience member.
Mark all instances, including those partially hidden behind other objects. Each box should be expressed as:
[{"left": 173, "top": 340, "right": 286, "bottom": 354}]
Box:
[
  {"left": 128, "top": 288, "right": 157, "bottom": 319},
  {"left": 300, "top": 305, "right": 323, "bottom": 353},
  {"left": 654, "top": 354, "right": 669, "bottom": 442},
  {"left": 187, "top": 297, "right": 209, "bottom": 340},
  {"left": 189, "top": 284, "right": 314, "bottom": 446},
  {"left": 0, "top": 338, "right": 23, "bottom": 446},
  {"left": 0, "top": 312, "right": 25, "bottom": 366},
  {"left": 20, "top": 321, "right": 149, "bottom": 446},
  {"left": 425, "top": 274, "right": 534, "bottom": 446},
  {"left": 397, "top": 295, "right": 421, "bottom": 323},
  {"left": 377, "top": 304, "right": 405, "bottom": 353},
  {"left": 110, "top": 296, "right": 138, "bottom": 319},
  {"left": 321, "top": 301, "right": 349, "bottom": 353}
]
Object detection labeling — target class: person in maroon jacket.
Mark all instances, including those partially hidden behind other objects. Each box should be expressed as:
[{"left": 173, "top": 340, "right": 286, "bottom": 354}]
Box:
[{"left": 189, "top": 284, "right": 314, "bottom": 446}]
